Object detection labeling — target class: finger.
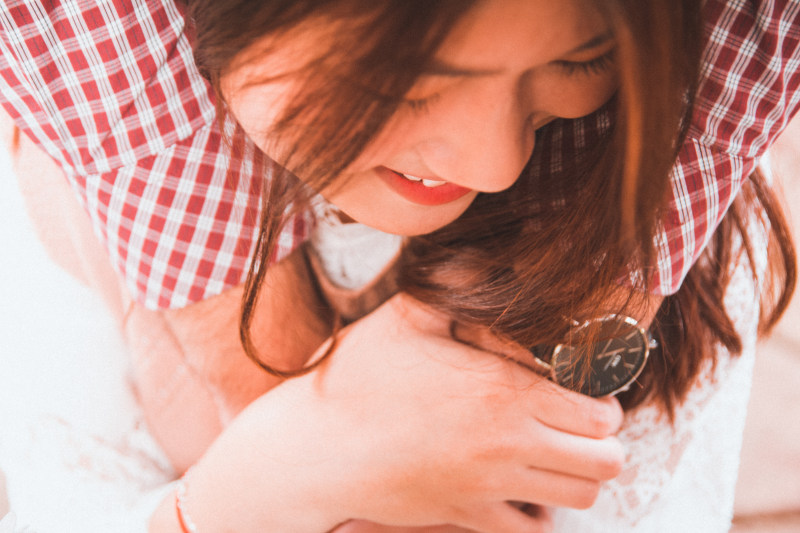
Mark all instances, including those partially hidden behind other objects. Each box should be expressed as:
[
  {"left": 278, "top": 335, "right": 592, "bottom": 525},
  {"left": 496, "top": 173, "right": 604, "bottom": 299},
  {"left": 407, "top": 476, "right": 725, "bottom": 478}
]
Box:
[
  {"left": 519, "top": 504, "right": 554, "bottom": 532},
  {"left": 457, "top": 501, "right": 552, "bottom": 533},
  {"left": 519, "top": 382, "right": 624, "bottom": 439},
  {"left": 515, "top": 502, "right": 553, "bottom": 523},
  {"left": 500, "top": 465, "right": 605, "bottom": 510},
  {"left": 450, "top": 322, "right": 625, "bottom": 439},
  {"left": 435, "top": 337, "right": 625, "bottom": 441},
  {"left": 514, "top": 426, "right": 625, "bottom": 481}
]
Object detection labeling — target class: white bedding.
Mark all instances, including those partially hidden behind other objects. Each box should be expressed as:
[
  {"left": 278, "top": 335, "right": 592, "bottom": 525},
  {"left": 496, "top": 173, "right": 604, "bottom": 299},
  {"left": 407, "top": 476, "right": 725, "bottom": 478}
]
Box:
[{"left": 0, "top": 146, "right": 176, "bottom": 532}]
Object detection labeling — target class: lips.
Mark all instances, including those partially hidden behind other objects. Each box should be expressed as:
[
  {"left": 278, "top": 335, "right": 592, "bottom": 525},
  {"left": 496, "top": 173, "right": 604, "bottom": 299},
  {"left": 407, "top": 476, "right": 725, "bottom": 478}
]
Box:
[{"left": 376, "top": 167, "right": 473, "bottom": 206}]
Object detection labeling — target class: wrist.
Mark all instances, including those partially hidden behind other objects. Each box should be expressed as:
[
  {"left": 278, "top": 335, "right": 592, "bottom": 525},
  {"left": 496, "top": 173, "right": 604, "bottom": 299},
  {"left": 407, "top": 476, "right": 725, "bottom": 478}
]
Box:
[
  {"left": 149, "top": 383, "right": 352, "bottom": 532},
  {"left": 149, "top": 491, "right": 185, "bottom": 533},
  {"left": 175, "top": 473, "right": 199, "bottom": 533}
]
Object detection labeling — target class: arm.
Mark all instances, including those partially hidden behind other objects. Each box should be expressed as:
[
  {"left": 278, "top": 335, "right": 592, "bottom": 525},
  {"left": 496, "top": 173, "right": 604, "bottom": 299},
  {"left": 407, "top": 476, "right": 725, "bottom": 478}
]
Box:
[
  {"left": 123, "top": 245, "right": 333, "bottom": 472},
  {"left": 149, "top": 293, "right": 627, "bottom": 533}
]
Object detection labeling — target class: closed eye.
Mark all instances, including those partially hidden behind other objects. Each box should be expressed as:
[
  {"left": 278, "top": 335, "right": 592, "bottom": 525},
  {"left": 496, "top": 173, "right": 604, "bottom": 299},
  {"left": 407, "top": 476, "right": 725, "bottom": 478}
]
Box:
[
  {"left": 401, "top": 92, "right": 442, "bottom": 114},
  {"left": 555, "top": 48, "right": 616, "bottom": 76}
]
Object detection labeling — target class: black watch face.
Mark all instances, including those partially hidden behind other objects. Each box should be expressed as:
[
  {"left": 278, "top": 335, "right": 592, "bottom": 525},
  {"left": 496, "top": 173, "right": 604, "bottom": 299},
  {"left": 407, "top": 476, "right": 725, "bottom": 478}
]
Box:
[{"left": 550, "top": 317, "right": 650, "bottom": 397}]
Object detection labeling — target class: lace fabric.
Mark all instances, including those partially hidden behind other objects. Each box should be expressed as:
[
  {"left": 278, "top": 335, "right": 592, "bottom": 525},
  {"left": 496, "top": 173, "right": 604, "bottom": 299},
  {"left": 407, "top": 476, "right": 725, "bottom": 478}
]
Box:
[
  {"left": 0, "top": 413, "right": 174, "bottom": 532},
  {"left": 552, "top": 233, "right": 764, "bottom": 532}
]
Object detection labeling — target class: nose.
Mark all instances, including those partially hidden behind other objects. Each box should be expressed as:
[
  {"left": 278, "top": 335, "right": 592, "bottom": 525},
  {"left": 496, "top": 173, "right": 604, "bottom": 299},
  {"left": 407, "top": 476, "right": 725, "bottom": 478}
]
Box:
[{"left": 416, "top": 88, "right": 537, "bottom": 193}]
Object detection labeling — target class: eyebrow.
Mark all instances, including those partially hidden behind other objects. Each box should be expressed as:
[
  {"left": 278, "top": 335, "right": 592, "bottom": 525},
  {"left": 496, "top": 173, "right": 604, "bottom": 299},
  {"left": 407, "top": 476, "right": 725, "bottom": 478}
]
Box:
[
  {"left": 421, "top": 33, "right": 614, "bottom": 78},
  {"left": 422, "top": 60, "right": 501, "bottom": 78},
  {"left": 566, "top": 33, "right": 613, "bottom": 55}
]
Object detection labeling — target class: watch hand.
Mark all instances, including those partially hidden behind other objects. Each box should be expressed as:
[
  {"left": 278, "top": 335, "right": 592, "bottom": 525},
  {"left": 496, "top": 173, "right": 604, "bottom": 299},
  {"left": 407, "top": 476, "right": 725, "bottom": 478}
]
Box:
[
  {"left": 601, "top": 338, "right": 613, "bottom": 354},
  {"left": 597, "top": 347, "right": 625, "bottom": 360},
  {"left": 602, "top": 349, "right": 626, "bottom": 371}
]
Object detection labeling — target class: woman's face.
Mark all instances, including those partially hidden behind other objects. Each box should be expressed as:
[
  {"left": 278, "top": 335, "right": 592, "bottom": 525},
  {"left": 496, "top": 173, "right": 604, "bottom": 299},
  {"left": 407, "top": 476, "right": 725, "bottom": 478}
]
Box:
[{"left": 222, "top": 0, "right": 618, "bottom": 235}]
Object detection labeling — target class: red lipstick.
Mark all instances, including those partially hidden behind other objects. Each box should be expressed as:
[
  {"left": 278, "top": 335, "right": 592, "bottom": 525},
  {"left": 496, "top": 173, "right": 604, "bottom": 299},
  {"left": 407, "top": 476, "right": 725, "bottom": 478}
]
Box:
[{"left": 377, "top": 167, "right": 472, "bottom": 206}]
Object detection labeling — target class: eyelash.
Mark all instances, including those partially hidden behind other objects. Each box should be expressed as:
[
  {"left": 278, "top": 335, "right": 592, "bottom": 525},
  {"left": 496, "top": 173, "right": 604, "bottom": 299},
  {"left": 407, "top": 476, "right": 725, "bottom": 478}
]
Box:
[
  {"left": 402, "top": 93, "right": 441, "bottom": 114},
  {"left": 401, "top": 49, "right": 616, "bottom": 113},
  {"left": 556, "top": 49, "right": 616, "bottom": 76}
]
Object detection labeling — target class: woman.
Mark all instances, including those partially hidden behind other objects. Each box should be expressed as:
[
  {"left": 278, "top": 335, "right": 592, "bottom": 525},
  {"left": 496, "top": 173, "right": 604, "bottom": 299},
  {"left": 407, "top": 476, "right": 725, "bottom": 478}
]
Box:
[{"left": 0, "top": 0, "right": 796, "bottom": 531}]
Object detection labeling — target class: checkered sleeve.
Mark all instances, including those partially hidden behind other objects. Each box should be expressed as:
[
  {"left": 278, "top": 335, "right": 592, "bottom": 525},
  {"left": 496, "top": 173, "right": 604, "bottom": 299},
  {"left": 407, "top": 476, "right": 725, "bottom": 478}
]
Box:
[
  {"left": 79, "top": 123, "right": 310, "bottom": 309},
  {"left": 0, "top": 0, "right": 309, "bottom": 309},
  {"left": 653, "top": 0, "right": 800, "bottom": 294}
]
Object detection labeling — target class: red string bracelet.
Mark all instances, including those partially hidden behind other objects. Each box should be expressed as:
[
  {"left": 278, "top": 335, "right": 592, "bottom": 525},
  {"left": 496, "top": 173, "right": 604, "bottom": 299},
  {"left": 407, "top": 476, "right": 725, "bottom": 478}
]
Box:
[{"left": 175, "top": 472, "right": 199, "bottom": 533}]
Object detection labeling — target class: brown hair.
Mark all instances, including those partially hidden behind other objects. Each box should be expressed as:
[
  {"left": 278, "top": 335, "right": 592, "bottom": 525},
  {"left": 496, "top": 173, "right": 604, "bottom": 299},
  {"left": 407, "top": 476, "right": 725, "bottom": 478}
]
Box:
[
  {"left": 187, "top": 0, "right": 797, "bottom": 415},
  {"left": 189, "top": 0, "right": 477, "bottom": 376}
]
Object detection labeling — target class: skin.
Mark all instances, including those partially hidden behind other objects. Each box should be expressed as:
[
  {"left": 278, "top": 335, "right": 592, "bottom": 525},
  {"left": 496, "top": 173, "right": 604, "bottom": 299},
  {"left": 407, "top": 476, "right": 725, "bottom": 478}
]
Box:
[{"left": 138, "top": 0, "right": 663, "bottom": 530}]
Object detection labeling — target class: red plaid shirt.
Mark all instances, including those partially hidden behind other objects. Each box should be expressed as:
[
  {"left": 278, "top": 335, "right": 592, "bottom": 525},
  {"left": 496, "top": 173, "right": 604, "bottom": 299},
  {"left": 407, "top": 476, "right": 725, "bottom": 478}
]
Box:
[{"left": 2, "top": 0, "right": 799, "bottom": 309}]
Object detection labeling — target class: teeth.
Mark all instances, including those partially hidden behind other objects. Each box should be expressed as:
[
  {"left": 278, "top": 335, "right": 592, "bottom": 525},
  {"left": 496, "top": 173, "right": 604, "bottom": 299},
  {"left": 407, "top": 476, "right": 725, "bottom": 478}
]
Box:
[{"left": 401, "top": 173, "right": 446, "bottom": 187}]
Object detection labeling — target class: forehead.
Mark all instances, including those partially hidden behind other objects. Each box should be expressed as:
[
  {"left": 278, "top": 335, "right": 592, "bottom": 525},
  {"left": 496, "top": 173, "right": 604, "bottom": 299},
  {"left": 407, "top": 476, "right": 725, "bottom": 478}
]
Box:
[{"left": 435, "top": 0, "right": 610, "bottom": 71}]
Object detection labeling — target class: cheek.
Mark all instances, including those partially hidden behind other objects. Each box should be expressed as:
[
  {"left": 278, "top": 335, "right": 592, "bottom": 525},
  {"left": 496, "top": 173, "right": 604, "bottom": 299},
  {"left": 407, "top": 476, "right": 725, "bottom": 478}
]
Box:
[
  {"left": 343, "top": 112, "right": 419, "bottom": 170},
  {"left": 225, "top": 85, "right": 290, "bottom": 151},
  {"left": 220, "top": 66, "right": 303, "bottom": 165}
]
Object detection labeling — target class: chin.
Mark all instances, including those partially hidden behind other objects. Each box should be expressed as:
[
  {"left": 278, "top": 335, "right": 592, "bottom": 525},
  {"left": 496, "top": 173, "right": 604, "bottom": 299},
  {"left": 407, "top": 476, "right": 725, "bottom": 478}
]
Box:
[
  {"left": 349, "top": 216, "right": 454, "bottom": 236},
  {"left": 344, "top": 201, "right": 473, "bottom": 237}
]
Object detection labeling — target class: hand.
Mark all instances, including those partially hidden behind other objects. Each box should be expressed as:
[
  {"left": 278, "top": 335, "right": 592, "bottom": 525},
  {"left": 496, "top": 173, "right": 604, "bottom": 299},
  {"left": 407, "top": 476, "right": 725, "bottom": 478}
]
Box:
[
  {"left": 155, "top": 294, "right": 623, "bottom": 533},
  {"left": 288, "top": 294, "right": 622, "bottom": 531}
]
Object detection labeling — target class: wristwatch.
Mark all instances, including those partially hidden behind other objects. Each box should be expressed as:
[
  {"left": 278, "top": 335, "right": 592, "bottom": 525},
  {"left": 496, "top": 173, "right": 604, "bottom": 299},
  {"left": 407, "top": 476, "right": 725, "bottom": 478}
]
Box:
[{"left": 529, "top": 315, "right": 657, "bottom": 398}]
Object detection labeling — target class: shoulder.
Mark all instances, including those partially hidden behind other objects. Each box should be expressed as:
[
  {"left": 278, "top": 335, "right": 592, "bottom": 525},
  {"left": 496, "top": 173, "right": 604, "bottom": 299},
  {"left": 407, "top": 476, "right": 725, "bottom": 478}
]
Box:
[
  {"left": 0, "top": 0, "right": 216, "bottom": 174},
  {"left": 693, "top": 0, "right": 800, "bottom": 157},
  {"left": 1, "top": 1, "right": 313, "bottom": 310}
]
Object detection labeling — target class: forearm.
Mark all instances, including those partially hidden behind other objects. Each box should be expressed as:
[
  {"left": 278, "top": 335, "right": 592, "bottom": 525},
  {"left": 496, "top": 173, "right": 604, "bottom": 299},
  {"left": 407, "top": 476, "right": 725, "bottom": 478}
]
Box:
[
  {"left": 147, "top": 380, "right": 346, "bottom": 532},
  {"left": 125, "top": 247, "right": 333, "bottom": 472},
  {"left": 148, "top": 387, "right": 341, "bottom": 533}
]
